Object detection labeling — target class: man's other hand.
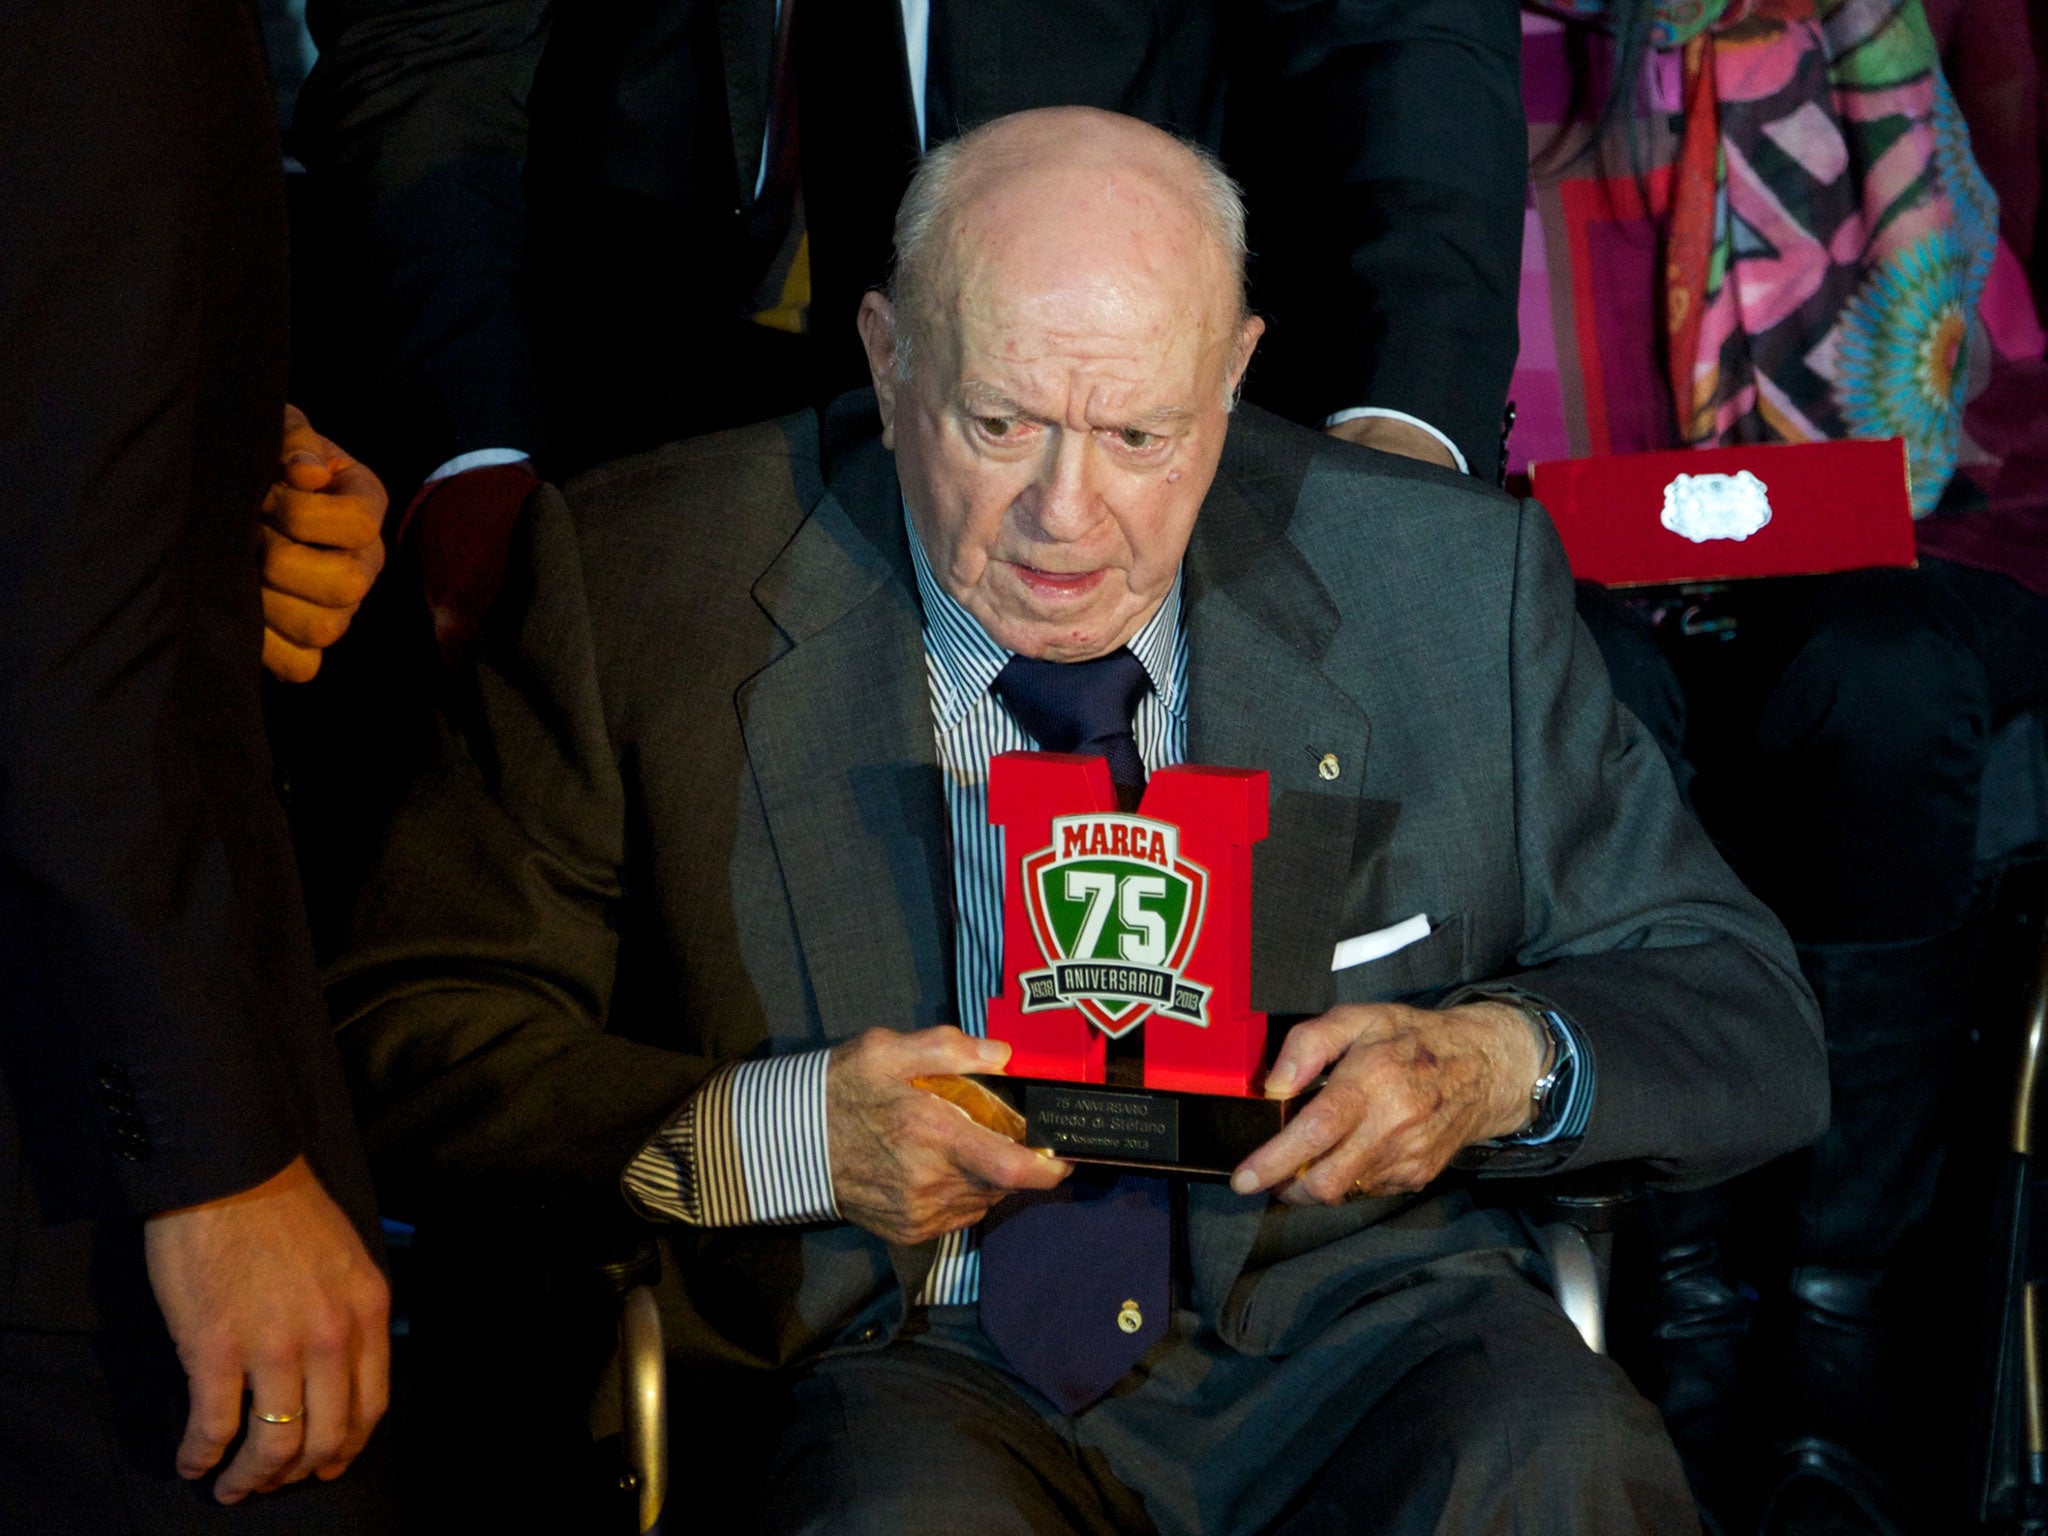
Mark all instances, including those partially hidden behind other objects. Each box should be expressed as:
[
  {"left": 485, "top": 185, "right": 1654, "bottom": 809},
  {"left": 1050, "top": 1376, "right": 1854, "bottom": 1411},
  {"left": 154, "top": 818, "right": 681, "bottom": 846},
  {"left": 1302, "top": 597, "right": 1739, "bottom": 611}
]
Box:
[
  {"left": 1324, "top": 415, "right": 1459, "bottom": 470},
  {"left": 143, "top": 1156, "right": 390, "bottom": 1505},
  {"left": 828, "top": 1026, "right": 1070, "bottom": 1246},
  {"left": 261, "top": 406, "right": 388, "bottom": 682},
  {"left": 1230, "top": 1001, "right": 1544, "bottom": 1205}
]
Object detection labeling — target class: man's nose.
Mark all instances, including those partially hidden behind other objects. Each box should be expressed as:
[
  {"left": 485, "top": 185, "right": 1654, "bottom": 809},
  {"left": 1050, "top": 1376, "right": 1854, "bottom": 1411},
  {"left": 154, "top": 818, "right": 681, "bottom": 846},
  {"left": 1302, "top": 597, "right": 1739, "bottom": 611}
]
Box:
[{"left": 1020, "top": 431, "right": 1104, "bottom": 542}]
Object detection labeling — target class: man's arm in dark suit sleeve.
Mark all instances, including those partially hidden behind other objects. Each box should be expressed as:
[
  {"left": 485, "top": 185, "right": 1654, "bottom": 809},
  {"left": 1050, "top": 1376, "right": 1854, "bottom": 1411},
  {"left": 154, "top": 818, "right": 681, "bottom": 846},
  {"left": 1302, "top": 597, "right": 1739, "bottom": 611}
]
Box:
[
  {"left": 297, "top": 0, "right": 551, "bottom": 492},
  {"left": 1488, "top": 498, "right": 1829, "bottom": 1187},
  {"left": 1238, "top": 0, "right": 1524, "bottom": 478},
  {"left": 324, "top": 485, "right": 719, "bottom": 1217}
]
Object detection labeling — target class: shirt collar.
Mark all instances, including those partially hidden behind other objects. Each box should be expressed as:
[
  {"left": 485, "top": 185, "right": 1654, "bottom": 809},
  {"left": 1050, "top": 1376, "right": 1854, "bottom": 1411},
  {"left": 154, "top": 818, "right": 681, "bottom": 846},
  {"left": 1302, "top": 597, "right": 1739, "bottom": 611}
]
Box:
[{"left": 905, "top": 506, "right": 1185, "bottom": 729}]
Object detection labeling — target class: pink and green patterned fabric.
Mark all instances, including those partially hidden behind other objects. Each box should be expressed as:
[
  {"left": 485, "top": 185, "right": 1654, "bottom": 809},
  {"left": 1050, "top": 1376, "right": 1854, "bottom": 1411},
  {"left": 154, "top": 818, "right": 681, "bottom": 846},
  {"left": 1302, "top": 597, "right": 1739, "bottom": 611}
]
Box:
[{"left": 1513, "top": 1, "right": 2048, "bottom": 593}]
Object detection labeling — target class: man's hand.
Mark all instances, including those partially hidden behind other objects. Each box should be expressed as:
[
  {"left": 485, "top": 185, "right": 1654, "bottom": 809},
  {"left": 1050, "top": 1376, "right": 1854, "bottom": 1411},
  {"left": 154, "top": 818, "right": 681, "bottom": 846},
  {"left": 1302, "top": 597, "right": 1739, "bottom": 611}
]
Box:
[
  {"left": 828, "top": 1026, "right": 1070, "bottom": 1246},
  {"left": 1324, "top": 415, "right": 1460, "bottom": 470},
  {"left": 1229, "top": 1000, "right": 1544, "bottom": 1205},
  {"left": 261, "top": 406, "right": 388, "bottom": 682},
  {"left": 143, "top": 1156, "right": 390, "bottom": 1505}
]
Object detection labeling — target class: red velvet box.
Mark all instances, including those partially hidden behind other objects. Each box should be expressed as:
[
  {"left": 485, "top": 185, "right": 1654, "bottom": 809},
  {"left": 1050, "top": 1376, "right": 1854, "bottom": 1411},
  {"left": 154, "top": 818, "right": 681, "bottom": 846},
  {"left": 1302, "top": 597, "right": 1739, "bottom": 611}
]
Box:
[{"left": 1528, "top": 438, "right": 1917, "bottom": 587}]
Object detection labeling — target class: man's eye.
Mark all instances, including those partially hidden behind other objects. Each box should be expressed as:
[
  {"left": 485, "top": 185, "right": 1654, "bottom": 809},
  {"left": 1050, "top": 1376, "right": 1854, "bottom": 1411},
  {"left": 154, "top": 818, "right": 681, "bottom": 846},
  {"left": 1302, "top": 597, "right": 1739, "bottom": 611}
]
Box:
[
  {"left": 1117, "top": 428, "right": 1160, "bottom": 450},
  {"left": 977, "top": 416, "right": 1017, "bottom": 438}
]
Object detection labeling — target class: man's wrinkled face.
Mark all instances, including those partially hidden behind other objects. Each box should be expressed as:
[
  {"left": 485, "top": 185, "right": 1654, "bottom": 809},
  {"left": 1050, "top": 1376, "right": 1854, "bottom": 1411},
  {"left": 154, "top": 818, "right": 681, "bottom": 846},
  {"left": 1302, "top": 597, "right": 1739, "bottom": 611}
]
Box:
[{"left": 862, "top": 167, "right": 1260, "bottom": 662}]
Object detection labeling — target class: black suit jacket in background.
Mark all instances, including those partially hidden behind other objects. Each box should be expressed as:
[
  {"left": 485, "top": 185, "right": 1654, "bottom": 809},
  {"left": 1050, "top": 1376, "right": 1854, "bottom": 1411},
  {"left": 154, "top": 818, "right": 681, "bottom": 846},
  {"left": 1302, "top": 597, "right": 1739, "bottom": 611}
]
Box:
[
  {"left": 295, "top": 0, "right": 1525, "bottom": 490},
  {"left": 0, "top": 0, "right": 379, "bottom": 1335}
]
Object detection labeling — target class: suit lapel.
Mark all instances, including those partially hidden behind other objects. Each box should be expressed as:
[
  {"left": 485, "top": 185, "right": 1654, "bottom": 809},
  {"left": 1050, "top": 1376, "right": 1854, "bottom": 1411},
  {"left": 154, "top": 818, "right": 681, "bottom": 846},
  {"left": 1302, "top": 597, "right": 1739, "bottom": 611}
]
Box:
[
  {"left": 1185, "top": 445, "right": 1372, "bottom": 1025},
  {"left": 1181, "top": 418, "right": 1376, "bottom": 1312},
  {"left": 739, "top": 436, "right": 957, "bottom": 1044}
]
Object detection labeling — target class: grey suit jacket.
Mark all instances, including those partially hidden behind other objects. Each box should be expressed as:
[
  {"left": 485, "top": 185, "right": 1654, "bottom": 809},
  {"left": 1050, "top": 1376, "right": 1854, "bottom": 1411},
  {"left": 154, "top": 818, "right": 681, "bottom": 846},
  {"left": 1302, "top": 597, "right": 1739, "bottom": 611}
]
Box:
[{"left": 328, "top": 396, "right": 1824, "bottom": 1373}]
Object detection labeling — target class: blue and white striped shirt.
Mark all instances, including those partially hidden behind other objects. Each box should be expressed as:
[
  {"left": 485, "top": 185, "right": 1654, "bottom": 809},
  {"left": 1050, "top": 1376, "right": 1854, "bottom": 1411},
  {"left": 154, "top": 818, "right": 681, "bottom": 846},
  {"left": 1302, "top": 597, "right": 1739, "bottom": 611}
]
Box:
[{"left": 623, "top": 513, "right": 1587, "bottom": 1300}]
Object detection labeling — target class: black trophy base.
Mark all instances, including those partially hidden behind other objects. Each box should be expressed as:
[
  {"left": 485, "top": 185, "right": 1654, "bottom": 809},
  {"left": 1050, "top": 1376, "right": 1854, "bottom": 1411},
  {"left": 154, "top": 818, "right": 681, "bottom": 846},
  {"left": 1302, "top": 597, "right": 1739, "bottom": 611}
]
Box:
[{"left": 970, "top": 1056, "right": 1298, "bottom": 1176}]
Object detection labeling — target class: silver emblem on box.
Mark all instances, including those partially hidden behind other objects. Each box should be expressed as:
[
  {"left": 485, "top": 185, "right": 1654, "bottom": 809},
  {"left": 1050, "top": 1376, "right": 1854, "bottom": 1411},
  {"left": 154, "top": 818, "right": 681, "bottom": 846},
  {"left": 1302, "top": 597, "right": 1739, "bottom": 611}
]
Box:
[{"left": 1661, "top": 470, "right": 1773, "bottom": 543}]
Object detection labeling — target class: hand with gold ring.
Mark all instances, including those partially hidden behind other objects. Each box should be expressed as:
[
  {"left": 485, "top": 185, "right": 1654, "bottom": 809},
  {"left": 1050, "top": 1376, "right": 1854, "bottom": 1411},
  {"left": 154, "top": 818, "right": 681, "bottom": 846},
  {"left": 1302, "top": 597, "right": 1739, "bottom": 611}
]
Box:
[{"left": 144, "top": 1157, "right": 390, "bottom": 1504}]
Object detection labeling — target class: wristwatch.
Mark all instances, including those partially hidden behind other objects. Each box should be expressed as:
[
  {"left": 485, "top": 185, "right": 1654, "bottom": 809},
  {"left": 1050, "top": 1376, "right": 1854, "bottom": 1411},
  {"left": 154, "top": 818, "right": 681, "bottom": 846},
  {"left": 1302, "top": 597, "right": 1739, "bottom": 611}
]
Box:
[
  {"left": 1448, "top": 1002, "right": 1580, "bottom": 1174},
  {"left": 1521, "top": 1005, "right": 1571, "bottom": 1136}
]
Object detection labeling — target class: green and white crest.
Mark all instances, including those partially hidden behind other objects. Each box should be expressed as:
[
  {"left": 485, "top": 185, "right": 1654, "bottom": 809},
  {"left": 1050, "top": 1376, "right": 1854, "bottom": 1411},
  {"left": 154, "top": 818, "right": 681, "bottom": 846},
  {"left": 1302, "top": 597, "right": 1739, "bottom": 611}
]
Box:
[{"left": 1018, "top": 813, "right": 1211, "bottom": 1038}]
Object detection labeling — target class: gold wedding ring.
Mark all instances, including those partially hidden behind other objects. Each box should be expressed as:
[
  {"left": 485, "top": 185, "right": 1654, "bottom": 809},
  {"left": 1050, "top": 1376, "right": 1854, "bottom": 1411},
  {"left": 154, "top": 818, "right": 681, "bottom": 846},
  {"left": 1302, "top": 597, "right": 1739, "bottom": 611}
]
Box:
[{"left": 252, "top": 1407, "right": 304, "bottom": 1425}]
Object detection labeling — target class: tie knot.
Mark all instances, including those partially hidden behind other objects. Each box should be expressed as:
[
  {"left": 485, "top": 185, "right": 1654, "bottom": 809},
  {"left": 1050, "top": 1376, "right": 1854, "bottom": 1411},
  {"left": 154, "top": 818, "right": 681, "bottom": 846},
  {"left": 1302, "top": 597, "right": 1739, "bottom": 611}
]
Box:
[{"left": 994, "top": 649, "right": 1152, "bottom": 771}]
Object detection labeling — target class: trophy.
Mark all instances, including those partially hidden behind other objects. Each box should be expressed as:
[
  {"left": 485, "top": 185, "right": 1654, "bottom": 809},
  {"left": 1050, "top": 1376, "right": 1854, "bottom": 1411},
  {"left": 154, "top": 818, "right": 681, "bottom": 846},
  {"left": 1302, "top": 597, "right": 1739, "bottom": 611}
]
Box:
[{"left": 923, "top": 751, "right": 1298, "bottom": 1175}]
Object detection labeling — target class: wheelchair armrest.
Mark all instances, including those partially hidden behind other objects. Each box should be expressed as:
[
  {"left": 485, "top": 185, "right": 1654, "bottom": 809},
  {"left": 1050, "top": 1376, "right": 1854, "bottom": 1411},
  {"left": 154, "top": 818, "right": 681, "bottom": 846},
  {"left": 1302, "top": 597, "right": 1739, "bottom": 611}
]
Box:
[
  {"left": 619, "top": 1283, "right": 667, "bottom": 1533},
  {"left": 1532, "top": 1218, "right": 1607, "bottom": 1355},
  {"left": 596, "top": 1239, "right": 667, "bottom": 1535},
  {"left": 1523, "top": 1182, "right": 1639, "bottom": 1356}
]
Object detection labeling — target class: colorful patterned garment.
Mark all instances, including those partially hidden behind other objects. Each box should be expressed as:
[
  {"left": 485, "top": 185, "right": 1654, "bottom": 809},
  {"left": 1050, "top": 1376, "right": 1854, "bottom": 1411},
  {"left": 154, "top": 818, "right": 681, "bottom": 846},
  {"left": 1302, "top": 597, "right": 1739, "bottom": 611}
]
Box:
[{"left": 1513, "top": 1, "right": 2048, "bottom": 594}]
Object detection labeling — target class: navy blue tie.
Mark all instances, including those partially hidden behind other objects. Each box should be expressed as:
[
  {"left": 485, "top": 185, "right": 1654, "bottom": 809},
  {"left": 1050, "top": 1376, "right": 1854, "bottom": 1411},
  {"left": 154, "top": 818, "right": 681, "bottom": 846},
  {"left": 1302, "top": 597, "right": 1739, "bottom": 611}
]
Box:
[
  {"left": 994, "top": 649, "right": 1150, "bottom": 809},
  {"left": 980, "top": 648, "right": 1171, "bottom": 1412}
]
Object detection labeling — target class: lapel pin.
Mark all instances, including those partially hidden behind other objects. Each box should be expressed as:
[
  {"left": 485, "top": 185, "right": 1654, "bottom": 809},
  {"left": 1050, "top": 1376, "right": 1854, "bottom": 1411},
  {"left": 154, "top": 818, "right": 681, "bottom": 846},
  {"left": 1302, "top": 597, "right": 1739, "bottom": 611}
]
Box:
[{"left": 1316, "top": 752, "right": 1340, "bottom": 782}]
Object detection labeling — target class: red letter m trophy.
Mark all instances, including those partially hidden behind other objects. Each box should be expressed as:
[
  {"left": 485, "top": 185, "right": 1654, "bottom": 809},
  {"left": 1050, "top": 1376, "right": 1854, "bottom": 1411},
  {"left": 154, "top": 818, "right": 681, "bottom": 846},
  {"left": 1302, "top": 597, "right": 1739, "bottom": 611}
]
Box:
[{"left": 968, "top": 751, "right": 1298, "bottom": 1172}]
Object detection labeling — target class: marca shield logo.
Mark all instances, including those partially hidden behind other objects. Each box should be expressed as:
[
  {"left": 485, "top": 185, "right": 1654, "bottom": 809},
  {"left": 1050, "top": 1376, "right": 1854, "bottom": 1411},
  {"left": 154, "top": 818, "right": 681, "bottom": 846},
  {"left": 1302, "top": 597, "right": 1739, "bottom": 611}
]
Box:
[{"left": 1018, "top": 813, "right": 1211, "bottom": 1038}]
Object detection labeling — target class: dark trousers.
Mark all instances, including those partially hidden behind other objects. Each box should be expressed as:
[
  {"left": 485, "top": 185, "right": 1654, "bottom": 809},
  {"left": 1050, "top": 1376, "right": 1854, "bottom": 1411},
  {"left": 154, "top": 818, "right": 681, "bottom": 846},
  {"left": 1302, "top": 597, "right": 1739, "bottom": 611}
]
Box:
[
  {"left": 1579, "top": 557, "right": 2048, "bottom": 1528},
  {"left": 757, "top": 1277, "right": 1696, "bottom": 1536}
]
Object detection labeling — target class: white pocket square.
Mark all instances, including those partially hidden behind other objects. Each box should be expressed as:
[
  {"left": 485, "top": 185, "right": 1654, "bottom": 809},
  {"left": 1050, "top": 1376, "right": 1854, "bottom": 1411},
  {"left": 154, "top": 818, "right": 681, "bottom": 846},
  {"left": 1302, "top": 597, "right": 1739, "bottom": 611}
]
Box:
[{"left": 1330, "top": 913, "right": 1433, "bottom": 972}]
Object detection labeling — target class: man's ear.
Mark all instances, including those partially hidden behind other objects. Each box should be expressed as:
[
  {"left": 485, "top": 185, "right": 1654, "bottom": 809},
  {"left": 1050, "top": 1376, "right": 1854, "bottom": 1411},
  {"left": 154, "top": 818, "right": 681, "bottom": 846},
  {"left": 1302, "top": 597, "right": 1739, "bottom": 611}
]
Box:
[
  {"left": 1225, "top": 314, "right": 1266, "bottom": 407},
  {"left": 857, "top": 292, "right": 901, "bottom": 448}
]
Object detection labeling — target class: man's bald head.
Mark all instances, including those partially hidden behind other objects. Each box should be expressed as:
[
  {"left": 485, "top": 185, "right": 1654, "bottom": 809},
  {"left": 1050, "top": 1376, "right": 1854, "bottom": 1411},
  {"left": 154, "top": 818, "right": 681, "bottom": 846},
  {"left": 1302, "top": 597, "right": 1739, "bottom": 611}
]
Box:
[{"left": 885, "top": 108, "right": 1250, "bottom": 380}]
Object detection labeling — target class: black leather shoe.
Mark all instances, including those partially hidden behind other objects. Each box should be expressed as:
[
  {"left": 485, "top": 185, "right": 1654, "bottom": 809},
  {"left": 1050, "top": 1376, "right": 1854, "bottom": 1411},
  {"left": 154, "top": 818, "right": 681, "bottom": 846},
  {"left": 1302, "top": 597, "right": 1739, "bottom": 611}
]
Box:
[
  {"left": 1755, "top": 1268, "right": 1911, "bottom": 1536},
  {"left": 1758, "top": 1436, "right": 1907, "bottom": 1536},
  {"left": 1612, "top": 1186, "right": 1755, "bottom": 1532}
]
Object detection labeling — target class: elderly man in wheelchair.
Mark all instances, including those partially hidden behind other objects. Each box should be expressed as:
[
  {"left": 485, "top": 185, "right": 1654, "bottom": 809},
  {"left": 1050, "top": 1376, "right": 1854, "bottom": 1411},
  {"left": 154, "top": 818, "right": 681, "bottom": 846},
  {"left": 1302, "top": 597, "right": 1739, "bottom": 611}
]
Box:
[{"left": 327, "top": 108, "right": 1825, "bottom": 1535}]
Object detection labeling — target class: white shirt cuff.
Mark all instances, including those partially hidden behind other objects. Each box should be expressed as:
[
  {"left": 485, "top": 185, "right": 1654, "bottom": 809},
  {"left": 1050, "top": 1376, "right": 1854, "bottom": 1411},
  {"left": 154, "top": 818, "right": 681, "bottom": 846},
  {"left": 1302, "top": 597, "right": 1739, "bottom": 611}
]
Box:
[
  {"left": 1323, "top": 407, "right": 1469, "bottom": 475},
  {"left": 424, "top": 447, "right": 533, "bottom": 485},
  {"left": 620, "top": 1051, "right": 838, "bottom": 1226}
]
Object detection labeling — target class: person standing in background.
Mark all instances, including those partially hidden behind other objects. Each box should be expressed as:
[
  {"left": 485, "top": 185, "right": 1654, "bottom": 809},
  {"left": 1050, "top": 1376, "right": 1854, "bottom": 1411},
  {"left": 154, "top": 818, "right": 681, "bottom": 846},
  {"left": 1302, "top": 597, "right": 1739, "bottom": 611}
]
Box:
[{"left": 0, "top": 2, "right": 395, "bottom": 1528}]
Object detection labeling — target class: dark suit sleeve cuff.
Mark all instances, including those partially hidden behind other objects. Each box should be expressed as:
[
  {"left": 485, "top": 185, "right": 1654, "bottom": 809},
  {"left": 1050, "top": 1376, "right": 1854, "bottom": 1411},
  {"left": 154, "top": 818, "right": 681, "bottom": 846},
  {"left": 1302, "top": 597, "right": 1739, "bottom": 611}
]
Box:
[{"left": 1443, "top": 988, "right": 1595, "bottom": 1177}]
